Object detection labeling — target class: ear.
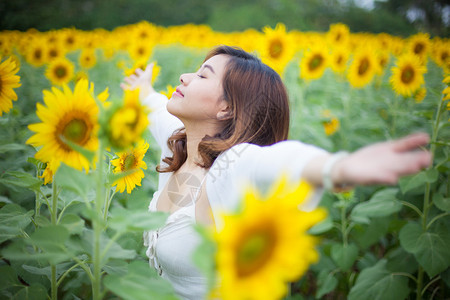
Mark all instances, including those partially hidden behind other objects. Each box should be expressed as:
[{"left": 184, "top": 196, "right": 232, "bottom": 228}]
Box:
[{"left": 216, "top": 102, "right": 233, "bottom": 121}]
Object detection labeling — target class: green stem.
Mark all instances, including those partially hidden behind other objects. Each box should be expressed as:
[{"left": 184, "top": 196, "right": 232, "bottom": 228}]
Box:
[
  {"left": 392, "top": 272, "right": 418, "bottom": 283},
  {"left": 426, "top": 212, "right": 450, "bottom": 230},
  {"left": 340, "top": 203, "right": 348, "bottom": 246},
  {"left": 51, "top": 178, "right": 58, "bottom": 300},
  {"left": 93, "top": 142, "right": 105, "bottom": 300},
  {"left": 422, "top": 275, "right": 441, "bottom": 296},
  {"left": 100, "top": 231, "right": 122, "bottom": 261},
  {"left": 417, "top": 91, "right": 445, "bottom": 300},
  {"left": 400, "top": 201, "right": 424, "bottom": 218}
]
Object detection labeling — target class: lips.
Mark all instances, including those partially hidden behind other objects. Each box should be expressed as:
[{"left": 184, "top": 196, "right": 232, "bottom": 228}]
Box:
[{"left": 172, "top": 87, "right": 184, "bottom": 98}]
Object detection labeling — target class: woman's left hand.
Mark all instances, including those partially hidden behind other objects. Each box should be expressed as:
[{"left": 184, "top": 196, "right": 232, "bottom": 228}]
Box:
[{"left": 333, "top": 132, "right": 432, "bottom": 186}]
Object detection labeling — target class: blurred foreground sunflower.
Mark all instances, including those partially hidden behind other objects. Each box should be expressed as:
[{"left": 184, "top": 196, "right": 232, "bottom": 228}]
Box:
[
  {"left": 27, "top": 79, "right": 99, "bottom": 171},
  {"left": 108, "top": 89, "right": 149, "bottom": 149},
  {"left": 0, "top": 56, "right": 21, "bottom": 116},
  {"left": 214, "top": 178, "right": 326, "bottom": 300},
  {"left": 111, "top": 140, "right": 149, "bottom": 193}
]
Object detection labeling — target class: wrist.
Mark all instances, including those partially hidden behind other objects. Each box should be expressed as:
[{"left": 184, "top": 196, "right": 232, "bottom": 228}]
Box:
[{"left": 322, "top": 151, "right": 350, "bottom": 191}]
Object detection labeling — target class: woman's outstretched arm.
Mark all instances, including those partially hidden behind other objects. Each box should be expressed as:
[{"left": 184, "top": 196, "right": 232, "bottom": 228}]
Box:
[{"left": 302, "top": 132, "right": 432, "bottom": 189}]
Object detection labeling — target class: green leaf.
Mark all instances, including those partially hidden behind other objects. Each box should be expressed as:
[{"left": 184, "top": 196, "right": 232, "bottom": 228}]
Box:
[
  {"left": 104, "top": 260, "right": 178, "bottom": 300},
  {"left": 0, "top": 195, "right": 12, "bottom": 204},
  {"left": 350, "top": 188, "right": 402, "bottom": 224},
  {"left": 0, "top": 143, "right": 29, "bottom": 153},
  {"left": 108, "top": 206, "right": 168, "bottom": 233},
  {"left": 103, "top": 259, "right": 128, "bottom": 276},
  {"left": 29, "top": 225, "right": 72, "bottom": 265},
  {"left": 434, "top": 193, "right": 450, "bottom": 212},
  {"left": 0, "top": 204, "right": 34, "bottom": 243},
  {"left": 0, "top": 171, "right": 42, "bottom": 192},
  {"left": 330, "top": 243, "right": 358, "bottom": 271},
  {"left": 0, "top": 265, "right": 21, "bottom": 290},
  {"left": 352, "top": 217, "right": 391, "bottom": 249},
  {"left": 348, "top": 260, "right": 410, "bottom": 300},
  {"left": 399, "top": 222, "right": 450, "bottom": 277},
  {"left": 10, "top": 283, "right": 48, "bottom": 300},
  {"left": 192, "top": 224, "right": 217, "bottom": 291},
  {"left": 54, "top": 163, "right": 93, "bottom": 197},
  {"left": 308, "top": 214, "right": 333, "bottom": 234},
  {"left": 60, "top": 136, "right": 96, "bottom": 164},
  {"left": 107, "top": 169, "right": 137, "bottom": 184},
  {"left": 399, "top": 168, "right": 438, "bottom": 194},
  {"left": 59, "top": 214, "right": 85, "bottom": 235},
  {"left": 316, "top": 269, "right": 338, "bottom": 298},
  {"left": 80, "top": 230, "right": 136, "bottom": 263}
]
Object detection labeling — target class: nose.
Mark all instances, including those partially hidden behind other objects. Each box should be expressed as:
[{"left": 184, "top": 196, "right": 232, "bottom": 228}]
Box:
[{"left": 179, "top": 73, "right": 193, "bottom": 85}]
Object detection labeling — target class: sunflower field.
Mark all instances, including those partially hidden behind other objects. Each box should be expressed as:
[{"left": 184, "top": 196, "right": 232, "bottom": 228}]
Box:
[{"left": 0, "top": 21, "right": 449, "bottom": 300}]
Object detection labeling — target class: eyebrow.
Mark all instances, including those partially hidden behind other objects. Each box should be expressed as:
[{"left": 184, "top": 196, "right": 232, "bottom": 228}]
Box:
[{"left": 202, "top": 64, "right": 215, "bottom": 74}]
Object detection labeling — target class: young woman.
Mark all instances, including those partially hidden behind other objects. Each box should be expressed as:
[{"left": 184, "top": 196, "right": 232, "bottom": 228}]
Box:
[{"left": 121, "top": 45, "right": 431, "bottom": 299}]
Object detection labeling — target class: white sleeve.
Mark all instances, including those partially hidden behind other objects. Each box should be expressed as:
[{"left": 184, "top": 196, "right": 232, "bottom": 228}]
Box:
[
  {"left": 141, "top": 92, "right": 183, "bottom": 154},
  {"left": 207, "top": 141, "right": 328, "bottom": 226}
]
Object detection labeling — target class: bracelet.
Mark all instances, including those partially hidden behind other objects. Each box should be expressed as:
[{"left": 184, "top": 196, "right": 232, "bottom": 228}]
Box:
[{"left": 322, "top": 151, "right": 349, "bottom": 191}]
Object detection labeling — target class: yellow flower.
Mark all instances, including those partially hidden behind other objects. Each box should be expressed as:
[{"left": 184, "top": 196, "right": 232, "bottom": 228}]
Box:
[
  {"left": 124, "top": 61, "right": 160, "bottom": 85},
  {"left": 443, "top": 86, "right": 450, "bottom": 101},
  {"left": 40, "top": 159, "right": 60, "bottom": 185},
  {"left": 0, "top": 56, "right": 21, "bottom": 116},
  {"left": 128, "top": 41, "right": 153, "bottom": 62},
  {"left": 45, "top": 57, "right": 74, "bottom": 86},
  {"left": 108, "top": 89, "right": 149, "bottom": 149},
  {"left": 347, "top": 48, "right": 379, "bottom": 88},
  {"left": 300, "top": 45, "right": 329, "bottom": 80},
  {"left": 414, "top": 87, "right": 427, "bottom": 103},
  {"left": 111, "top": 140, "right": 149, "bottom": 193},
  {"left": 160, "top": 84, "right": 177, "bottom": 99},
  {"left": 321, "top": 110, "right": 340, "bottom": 136},
  {"left": 407, "top": 32, "right": 430, "bottom": 62},
  {"left": 326, "top": 23, "right": 350, "bottom": 47},
  {"left": 390, "top": 53, "right": 426, "bottom": 97},
  {"left": 26, "top": 79, "right": 99, "bottom": 171},
  {"left": 330, "top": 46, "right": 349, "bottom": 74},
  {"left": 431, "top": 40, "right": 449, "bottom": 68},
  {"left": 214, "top": 177, "right": 326, "bottom": 300},
  {"left": 260, "top": 23, "right": 295, "bottom": 76},
  {"left": 25, "top": 38, "right": 48, "bottom": 67},
  {"left": 79, "top": 48, "right": 97, "bottom": 69}
]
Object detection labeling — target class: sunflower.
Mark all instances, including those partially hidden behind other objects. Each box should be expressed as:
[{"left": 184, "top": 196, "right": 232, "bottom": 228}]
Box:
[
  {"left": 25, "top": 39, "right": 48, "bottom": 67},
  {"left": 128, "top": 40, "right": 153, "bottom": 62},
  {"left": 26, "top": 79, "right": 99, "bottom": 171},
  {"left": 300, "top": 45, "right": 329, "bottom": 80},
  {"left": 326, "top": 23, "right": 350, "bottom": 47},
  {"left": 321, "top": 110, "right": 340, "bottom": 136},
  {"left": 0, "top": 56, "right": 21, "bottom": 116},
  {"left": 260, "top": 23, "right": 295, "bottom": 76},
  {"left": 79, "top": 49, "right": 97, "bottom": 69},
  {"left": 45, "top": 57, "right": 74, "bottom": 86},
  {"left": 407, "top": 33, "right": 430, "bottom": 62},
  {"left": 108, "top": 89, "right": 149, "bottom": 149},
  {"left": 431, "top": 41, "right": 449, "bottom": 68},
  {"left": 347, "top": 48, "right": 379, "bottom": 88},
  {"left": 160, "top": 84, "right": 177, "bottom": 99},
  {"left": 390, "top": 53, "right": 426, "bottom": 97},
  {"left": 40, "top": 159, "right": 60, "bottom": 185},
  {"left": 330, "top": 46, "right": 349, "bottom": 74},
  {"left": 111, "top": 140, "right": 149, "bottom": 194},
  {"left": 214, "top": 177, "right": 326, "bottom": 300},
  {"left": 414, "top": 87, "right": 427, "bottom": 103}
]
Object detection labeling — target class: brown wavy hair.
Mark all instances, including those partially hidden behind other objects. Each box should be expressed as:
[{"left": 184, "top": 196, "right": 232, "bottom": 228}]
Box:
[{"left": 157, "top": 45, "right": 290, "bottom": 173}]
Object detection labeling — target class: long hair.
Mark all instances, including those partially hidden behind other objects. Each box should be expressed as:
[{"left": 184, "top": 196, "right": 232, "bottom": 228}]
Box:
[{"left": 157, "top": 45, "right": 290, "bottom": 172}]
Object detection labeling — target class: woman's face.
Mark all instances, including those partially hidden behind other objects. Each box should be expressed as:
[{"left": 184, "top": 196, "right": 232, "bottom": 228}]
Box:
[{"left": 167, "top": 54, "right": 230, "bottom": 123}]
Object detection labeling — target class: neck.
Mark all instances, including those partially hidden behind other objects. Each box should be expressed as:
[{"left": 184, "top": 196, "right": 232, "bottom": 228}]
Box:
[{"left": 183, "top": 120, "right": 221, "bottom": 168}]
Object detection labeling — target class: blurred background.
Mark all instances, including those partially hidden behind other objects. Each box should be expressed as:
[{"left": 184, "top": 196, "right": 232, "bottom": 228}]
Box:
[{"left": 1, "top": 0, "right": 449, "bottom": 37}]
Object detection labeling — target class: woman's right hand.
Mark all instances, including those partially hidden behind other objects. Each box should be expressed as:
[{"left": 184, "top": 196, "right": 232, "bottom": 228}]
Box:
[{"left": 120, "top": 63, "right": 156, "bottom": 100}]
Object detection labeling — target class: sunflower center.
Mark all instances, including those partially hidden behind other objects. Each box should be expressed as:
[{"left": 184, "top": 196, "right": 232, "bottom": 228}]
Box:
[
  {"left": 235, "top": 227, "right": 276, "bottom": 277},
  {"left": 414, "top": 43, "right": 424, "bottom": 55},
  {"left": 358, "top": 58, "right": 370, "bottom": 75},
  {"left": 122, "top": 154, "right": 136, "bottom": 171},
  {"left": 441, "top": 51, "right": 448, "bottom": 62},
  {"left": 54, "top": 65, "right": 67, "bottom": 78},
  {"left": 56, "top": 112, "right": 93, "bottom": 151},
  {"left": 308, "top": 54, "right": 324, "bottom": 71},
  {"left": 336, "top": 55, "right": 343, "bottom": 65},
  {"left": 34, "top": 49, "right": 42, "bottom": 60},
  {"left": 335, "top": 33, "right": 342, "bottom": 42},
  {"left": 269, "top": 39, "right": 283, "bottom": 59},
  {"left": 49, "top": 49, "right": 58, "bottom": 58},
  {"left": 401, "top": 65, "right": 415, "bottom": 84}
]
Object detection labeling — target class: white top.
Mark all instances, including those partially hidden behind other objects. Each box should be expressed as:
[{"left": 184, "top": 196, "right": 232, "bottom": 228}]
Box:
[{"left": 142, "top": 93, "right": 327, "bottom": 300}]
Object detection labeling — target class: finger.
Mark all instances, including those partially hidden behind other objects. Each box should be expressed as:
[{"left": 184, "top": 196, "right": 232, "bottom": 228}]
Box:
[
  {"left": 120, "top": 83, "right": 130, "bottom": 90},
  {"left": 123, "top": 77, "right": 134, "bottom": 85},
  {"left": 135, "top": 68, "right": 144, "bottom": 76},
  {"left": 392, "top": 133, "right": 430, "bottom": 152}
]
